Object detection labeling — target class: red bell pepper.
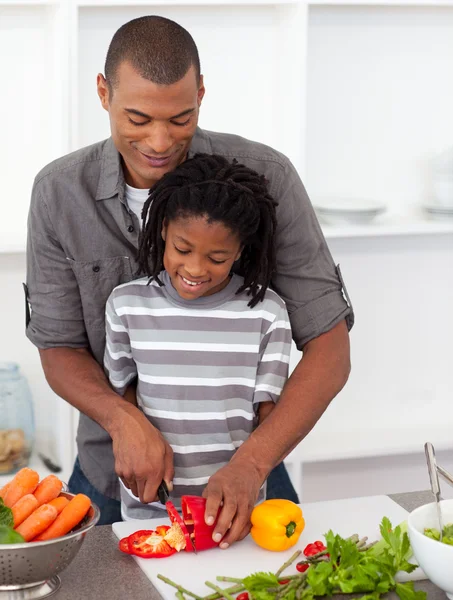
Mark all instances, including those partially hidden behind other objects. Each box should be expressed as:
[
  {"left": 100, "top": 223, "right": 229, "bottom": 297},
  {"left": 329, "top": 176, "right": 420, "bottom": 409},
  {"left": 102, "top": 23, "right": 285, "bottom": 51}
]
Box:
[
  {"left": 166, "top": 496, "right": 219, "bottom": 552},
  {"left": 127, "top": 529, "right": 177, "bottom": 559},
  {"left": 119, "top": 496, "right": 220, "bottom": 559},
  {"left": 182, "top": 495, "right": 219, "bottom": 552}
]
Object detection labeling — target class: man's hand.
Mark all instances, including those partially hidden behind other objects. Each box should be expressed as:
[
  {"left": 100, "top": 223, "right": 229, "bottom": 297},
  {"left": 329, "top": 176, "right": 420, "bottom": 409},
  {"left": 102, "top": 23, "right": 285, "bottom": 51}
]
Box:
[
  {"left": 109, "top": 402, "right": 174, "bottom": 504},
  {"left": 202, "top": 457, "right": 264, "bottom": 549}
]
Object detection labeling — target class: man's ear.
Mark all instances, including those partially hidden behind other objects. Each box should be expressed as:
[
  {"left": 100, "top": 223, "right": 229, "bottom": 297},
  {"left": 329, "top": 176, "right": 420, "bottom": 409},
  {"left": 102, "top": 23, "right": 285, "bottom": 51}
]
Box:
[
  {"left": 97, "top": 73, "right": 110, "bottom": 111},
  {"left": 197, "top": 74, "right": 205, "bottom": 107}
]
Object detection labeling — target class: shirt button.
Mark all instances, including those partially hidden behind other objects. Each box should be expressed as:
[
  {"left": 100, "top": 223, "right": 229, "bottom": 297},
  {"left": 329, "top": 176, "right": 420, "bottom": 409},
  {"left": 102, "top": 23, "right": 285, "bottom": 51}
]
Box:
[
  {"left": 127, "top": 225, "right": 135, "bottom": 233},
  {"left": 92, "top": 265, "right": 100, "bottom": 273}
]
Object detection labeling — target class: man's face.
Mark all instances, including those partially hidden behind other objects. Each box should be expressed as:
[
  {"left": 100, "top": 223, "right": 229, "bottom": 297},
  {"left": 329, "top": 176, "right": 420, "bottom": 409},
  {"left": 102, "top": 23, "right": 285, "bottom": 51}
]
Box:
[{"left": 97, "top": 62, "right": 205, "bottom": 189}]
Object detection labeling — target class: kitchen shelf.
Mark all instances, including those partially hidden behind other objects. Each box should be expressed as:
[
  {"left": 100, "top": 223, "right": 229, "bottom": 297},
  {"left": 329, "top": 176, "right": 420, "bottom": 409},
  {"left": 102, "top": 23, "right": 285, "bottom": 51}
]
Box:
[
  {"left": 76, "top": 0, "right": 298, "bottom": 5},
  {"left": 309, "top": 0, "right": 453, "bottom": 5},
  {"left": 0, "top": 0, "right": 55, "bottom": 5},
  {"left": 287, "top": 425, "right": 453, "bottom": 464},
  {"left": 320, "top": 213, "right": 453, "bottom": 239}
]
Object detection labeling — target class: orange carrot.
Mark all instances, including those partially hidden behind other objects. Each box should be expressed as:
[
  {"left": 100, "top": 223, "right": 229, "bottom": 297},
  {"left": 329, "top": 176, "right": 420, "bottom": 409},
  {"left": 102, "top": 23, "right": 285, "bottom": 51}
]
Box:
[
  {"left": 33, "top": 475, "right": 63, "bottom": 506},
  {"left": 3, "top": 468, "right": 39, "bottom": 508},
  {"left": 0, "top": 482, "right": 10, "bottom": 500},
  {"left": 15, "top": 504, "right": 58, "bottom": 542},
  {"left": 34, "top": 494, "right": 91, "bottom": 541},
  {"left": 11, "top": 494, "right": 39, "bottom": 528},
  {"left": 48, "top": 496, "right": 70, "bottom": 514}
]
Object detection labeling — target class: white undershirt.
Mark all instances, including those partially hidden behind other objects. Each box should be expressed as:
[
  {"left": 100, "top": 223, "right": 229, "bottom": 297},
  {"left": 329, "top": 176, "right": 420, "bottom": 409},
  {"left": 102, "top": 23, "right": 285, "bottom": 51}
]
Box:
[{"left": 125, "top": 184, "right": 150, "bottom": 230}]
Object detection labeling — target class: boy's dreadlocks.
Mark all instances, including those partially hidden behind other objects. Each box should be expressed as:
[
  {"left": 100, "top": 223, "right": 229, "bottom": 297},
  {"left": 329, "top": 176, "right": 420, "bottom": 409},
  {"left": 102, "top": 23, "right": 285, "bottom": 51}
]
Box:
[{"left": 137, "top": 153, "right": 278, "bottom": 308}]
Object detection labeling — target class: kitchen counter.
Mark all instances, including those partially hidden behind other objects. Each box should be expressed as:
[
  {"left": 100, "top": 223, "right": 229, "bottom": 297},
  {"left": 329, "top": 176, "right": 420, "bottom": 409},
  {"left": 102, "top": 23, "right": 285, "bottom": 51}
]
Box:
[{"left": 54, "top": 491, "right": 442, "bottom": 600}]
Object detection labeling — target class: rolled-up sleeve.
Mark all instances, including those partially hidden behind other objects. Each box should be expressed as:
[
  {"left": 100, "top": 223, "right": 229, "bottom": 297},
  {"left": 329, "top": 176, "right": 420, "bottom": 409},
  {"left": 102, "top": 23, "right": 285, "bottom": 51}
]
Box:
[
  {"left": 272, "top": 162, "right": 354, "bottom": 351},
  {"left": 25, "top": 183, "right": 88, "bottom": 349}
]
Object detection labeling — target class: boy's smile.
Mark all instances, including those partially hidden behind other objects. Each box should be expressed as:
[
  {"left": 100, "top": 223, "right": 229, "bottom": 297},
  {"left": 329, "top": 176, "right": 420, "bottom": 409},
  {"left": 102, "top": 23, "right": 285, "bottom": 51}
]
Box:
[{"left": 162, "top": 216, "right": 242, "bottom": 300}]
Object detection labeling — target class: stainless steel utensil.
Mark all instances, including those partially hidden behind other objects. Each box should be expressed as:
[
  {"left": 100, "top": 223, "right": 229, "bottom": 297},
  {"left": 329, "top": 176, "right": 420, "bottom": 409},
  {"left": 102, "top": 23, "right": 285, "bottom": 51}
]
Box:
[
  {"left": 425, "top": 442, "right": 444, "bottom": 541},
  {"left": 0, "top": 491, "right": 100, "bottom": 600}
]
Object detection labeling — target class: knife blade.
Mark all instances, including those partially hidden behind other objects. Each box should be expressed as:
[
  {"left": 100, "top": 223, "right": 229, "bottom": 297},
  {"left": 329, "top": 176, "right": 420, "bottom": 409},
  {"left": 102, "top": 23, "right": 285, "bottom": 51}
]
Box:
[{"left": 157, "top": 480, "right": 170, "bottom": 505}]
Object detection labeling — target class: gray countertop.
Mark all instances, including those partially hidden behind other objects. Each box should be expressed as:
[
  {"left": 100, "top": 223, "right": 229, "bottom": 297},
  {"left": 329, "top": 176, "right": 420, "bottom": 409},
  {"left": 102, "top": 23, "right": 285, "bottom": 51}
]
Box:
[{"left": 54, "top": 491, "right": 444, "bottom": 600}]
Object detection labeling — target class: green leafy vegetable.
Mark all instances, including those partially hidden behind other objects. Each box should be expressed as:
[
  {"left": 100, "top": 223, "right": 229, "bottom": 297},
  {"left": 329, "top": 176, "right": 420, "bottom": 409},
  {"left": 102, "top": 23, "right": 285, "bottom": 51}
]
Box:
[
  {"left": 241, "top": 517, "right": 424, "bottom": 600},
  {"left": 424, "top": 522, "right": 453, "bottom": 546},
  {"left": 159, "top": 516, "right": 426, "bottom": 600},
  {"left": 0, "top": 498, "right": 13, "bottom": 528},
  {"left": 0, "top": 524, "right": 25, "bottom": 544}
]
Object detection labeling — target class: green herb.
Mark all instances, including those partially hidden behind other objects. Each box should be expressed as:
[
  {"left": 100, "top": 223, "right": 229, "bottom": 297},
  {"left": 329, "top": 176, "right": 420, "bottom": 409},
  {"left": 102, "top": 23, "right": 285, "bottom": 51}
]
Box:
[
  {"left": 0, "top": 525, "right": 25, "bottom": 544},
  {"left": 0, "top": 498, "right": 13, "bottom": 528},
  {"left": 424, "top": 522, "right": 453, "bottom": 546}
]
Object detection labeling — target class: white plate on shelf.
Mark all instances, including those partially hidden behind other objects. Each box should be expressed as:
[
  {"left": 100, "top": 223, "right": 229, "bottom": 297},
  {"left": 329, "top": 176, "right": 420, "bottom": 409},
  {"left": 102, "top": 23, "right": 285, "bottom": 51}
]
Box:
[
  {"left": 314, "top": 198, "right": 386, "bottom": 225},
  {"left": 423, "top": 204, "right": 453, "bottom": 220}
]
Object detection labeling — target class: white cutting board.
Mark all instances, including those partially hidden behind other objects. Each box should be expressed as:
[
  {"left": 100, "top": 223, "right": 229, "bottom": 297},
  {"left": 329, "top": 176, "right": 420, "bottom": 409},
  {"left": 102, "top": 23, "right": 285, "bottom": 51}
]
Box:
[{"left": 112, "top": 495, "right": 426, "bottom": 599}]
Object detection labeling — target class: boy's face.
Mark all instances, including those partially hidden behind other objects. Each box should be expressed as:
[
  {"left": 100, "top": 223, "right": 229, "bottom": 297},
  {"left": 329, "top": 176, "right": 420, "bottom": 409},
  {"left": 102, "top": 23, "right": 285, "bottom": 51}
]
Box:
[
  {"left": 97, "top": 62, "right": 205, "bottom": 190},
  {"left": 162, "top": 216, "right": 242, "bottom": 300}
]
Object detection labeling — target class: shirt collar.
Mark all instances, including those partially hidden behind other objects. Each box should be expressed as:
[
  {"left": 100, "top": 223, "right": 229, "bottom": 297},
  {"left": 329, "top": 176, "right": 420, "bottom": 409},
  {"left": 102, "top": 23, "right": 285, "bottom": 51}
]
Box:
[{"left": 96, "top": 128, "right": 212, "bottom": 202}]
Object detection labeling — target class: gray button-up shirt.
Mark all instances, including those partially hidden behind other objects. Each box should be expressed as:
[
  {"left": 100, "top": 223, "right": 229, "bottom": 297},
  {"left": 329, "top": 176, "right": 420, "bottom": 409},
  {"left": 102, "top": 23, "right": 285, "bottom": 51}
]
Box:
[{"left": 26, "top": 127, "right": 353, "bottom": 499}]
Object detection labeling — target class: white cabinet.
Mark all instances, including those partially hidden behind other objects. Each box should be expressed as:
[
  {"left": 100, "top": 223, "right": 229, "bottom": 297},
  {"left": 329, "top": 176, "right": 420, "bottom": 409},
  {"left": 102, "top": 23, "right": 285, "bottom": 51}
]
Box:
[{"left": 2, "top": 0, "right": 452, "bottom": 492}]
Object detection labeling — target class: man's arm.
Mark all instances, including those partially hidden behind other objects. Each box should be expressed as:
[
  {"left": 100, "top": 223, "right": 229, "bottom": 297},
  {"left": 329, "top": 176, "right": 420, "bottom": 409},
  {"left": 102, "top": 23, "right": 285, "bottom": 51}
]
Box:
[
  {"left": 27, "top": 181, "right": 172, "bottom": 504},
  {"left": 204, "top": 319, "right": 350, "bottom": 547},
  {"left": 39, "top": 347, "right": 173, "bottom": 503}
]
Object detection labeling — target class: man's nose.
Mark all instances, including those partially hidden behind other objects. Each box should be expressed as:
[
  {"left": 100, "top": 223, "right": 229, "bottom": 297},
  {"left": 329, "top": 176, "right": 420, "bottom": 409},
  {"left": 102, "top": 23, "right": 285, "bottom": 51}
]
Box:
[{"left": 144, "top": 124, "right": 173, "bottom": 155}]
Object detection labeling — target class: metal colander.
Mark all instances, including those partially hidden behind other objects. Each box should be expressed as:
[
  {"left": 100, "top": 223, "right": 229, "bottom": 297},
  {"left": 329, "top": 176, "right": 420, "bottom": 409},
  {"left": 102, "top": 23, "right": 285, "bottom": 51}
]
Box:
[{"left": 0, "top": 491, "right": 100, "bottom": 599}]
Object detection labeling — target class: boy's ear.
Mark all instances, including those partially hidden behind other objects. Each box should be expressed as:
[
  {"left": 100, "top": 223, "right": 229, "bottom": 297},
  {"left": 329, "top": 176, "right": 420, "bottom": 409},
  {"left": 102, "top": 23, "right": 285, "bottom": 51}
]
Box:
[{"left": 161, "top": 220, "right": 167, "bottom": 241}]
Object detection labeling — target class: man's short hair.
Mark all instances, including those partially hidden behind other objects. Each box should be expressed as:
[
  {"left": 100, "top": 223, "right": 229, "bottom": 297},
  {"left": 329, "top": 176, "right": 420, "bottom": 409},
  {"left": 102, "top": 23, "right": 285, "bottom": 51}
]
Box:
[{"left": 104, "top": 15, "right": 201, "bottom": 91}]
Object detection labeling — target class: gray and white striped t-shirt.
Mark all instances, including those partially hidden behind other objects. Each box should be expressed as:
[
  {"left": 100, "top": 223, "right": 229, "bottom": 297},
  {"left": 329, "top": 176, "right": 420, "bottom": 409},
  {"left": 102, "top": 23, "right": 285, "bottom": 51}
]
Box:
[{"left": 104, "top": 271, "right": 292, "bottom": 520}]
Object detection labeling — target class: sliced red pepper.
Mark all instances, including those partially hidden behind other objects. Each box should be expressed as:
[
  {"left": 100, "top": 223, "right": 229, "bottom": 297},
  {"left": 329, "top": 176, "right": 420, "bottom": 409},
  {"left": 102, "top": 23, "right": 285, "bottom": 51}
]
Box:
[
  {"left": 296, "top": 562, "right": 310, "bottom": 573},
  {"left": 165, "top": 497, "right": 220, "bottom": 553},
  {"left": 128, "top": 529, "right": 177, "bottom": 559},
  {"left": 166, "top": 501, "right": 193, "bottom": 552},
  {"left": 119, "top": 536, "right": 132, "bottom": 554},
  {"left": 314, "top": 540, "right": 326, "bottom": 551},
  {"left": 155, "top": 525, "right": 171, "bottom": 536},
  {"left": 182, "top": 495, "right": 219, "bottom": 552},
  {"left": 236, "top": 593, "right": 249, "bottom": 600}
]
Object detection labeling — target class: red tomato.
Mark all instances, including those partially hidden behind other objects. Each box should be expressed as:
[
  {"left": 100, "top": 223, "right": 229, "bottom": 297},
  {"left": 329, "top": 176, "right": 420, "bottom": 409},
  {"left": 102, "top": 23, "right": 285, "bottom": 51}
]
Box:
[
  {"left": 127, "top": 530, "right": 177, "bottom": 559},
  {"left": 296, "top": 562, "right": 310, "bottom": 573},
  {"left": 314, "top": 540, "right": 326, "bottom": 551},
  {"left": 303, "top": 543, "right": 318, "bottom": 557},
  {"left": 119, "top": 537, "right": 132, "bottom": 554}
]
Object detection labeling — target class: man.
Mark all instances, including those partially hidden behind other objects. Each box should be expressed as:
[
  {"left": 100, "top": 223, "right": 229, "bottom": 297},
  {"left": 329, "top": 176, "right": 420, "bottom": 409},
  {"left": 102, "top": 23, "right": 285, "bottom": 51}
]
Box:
[{"left": 26, "top": 16, "right": 353, "bottom": 545}]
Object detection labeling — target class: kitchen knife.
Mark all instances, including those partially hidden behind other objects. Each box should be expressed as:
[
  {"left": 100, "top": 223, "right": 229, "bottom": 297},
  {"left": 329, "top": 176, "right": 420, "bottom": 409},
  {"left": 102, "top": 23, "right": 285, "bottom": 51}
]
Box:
[{"left": 157, "top": 480, "right": 170, "bottom": 505}]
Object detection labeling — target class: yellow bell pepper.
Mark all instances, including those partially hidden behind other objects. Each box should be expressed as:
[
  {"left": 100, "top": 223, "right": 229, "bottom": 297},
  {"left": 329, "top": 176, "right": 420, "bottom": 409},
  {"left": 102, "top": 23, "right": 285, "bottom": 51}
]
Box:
[{"left": 250, "top": 499, "right": 305, "bottom": 552}]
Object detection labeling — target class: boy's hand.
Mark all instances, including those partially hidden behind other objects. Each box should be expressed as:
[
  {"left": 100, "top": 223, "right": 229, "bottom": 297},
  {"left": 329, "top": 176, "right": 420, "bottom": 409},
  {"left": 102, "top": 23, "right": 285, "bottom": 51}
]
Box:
[{"left": 202, "top": 457, "right": 264, "bottom": 549}]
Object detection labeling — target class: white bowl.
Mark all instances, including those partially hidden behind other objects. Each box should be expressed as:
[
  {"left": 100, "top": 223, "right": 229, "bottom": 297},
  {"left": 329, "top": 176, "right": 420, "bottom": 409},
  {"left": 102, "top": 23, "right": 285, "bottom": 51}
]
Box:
[
  {"left": 408, "top": 499, "right": 453, "bottom": 598},
  {"left": 433, "top": 177, "right": 453, "bottom": 208}
]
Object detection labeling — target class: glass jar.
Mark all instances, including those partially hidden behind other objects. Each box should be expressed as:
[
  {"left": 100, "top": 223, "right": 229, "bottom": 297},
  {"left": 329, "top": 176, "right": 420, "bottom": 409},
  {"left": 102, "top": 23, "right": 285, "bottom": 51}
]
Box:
[{"left": 0, "top": 363, "right": 35, "bottom": 475}]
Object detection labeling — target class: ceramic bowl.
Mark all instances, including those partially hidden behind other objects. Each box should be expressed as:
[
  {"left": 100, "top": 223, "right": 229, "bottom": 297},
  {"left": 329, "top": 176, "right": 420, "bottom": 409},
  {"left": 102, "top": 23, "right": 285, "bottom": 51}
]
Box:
[{"left": 408, "top": 499, "right": 453, "bottom": 599}]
